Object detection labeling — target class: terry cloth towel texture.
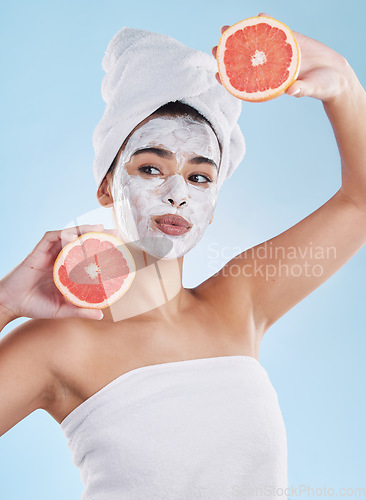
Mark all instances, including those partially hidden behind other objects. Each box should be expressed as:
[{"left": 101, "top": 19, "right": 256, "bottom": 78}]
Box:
[
  {"left": 61, "top": 355, "right": 288, "bottom": 500},
  {"left": 92, "top": 27, "right": 246, "bottom": 191}
]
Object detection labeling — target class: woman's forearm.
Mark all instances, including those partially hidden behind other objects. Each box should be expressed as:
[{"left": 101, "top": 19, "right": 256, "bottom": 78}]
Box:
[{"left": 323, "top": 64, "right": 366, "bottom": 209}]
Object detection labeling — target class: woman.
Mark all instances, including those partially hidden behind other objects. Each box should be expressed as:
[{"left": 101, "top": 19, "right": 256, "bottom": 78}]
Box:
[{"left": 1, "top": 14, "right": 365, "bottom": 499}]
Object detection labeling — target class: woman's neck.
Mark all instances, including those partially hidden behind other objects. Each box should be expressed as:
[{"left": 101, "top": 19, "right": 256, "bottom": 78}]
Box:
[{"left": 101, "top": 244, "right": 187, "bottom": 323}]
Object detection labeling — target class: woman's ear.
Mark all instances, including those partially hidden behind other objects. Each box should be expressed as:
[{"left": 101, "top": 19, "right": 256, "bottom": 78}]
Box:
[{"left": 96, "top": 174, "right": 114, "bottom": 207}]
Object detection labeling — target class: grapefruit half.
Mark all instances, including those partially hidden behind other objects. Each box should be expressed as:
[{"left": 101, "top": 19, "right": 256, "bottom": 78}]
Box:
[
  {"left": 216, "top": 16, "right": 301, "bottom": 102},
  {"left": 53, "top": 231, "right": 136, "bottom": 309}
]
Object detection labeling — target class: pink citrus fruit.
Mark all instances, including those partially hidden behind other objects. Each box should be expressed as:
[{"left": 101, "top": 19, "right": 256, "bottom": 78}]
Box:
[
  {"left": 53, "top": 231, "right": 135, "bottom": 309},
  {"left": 216, "top": 15, "right": 301, "bottom": 102}
]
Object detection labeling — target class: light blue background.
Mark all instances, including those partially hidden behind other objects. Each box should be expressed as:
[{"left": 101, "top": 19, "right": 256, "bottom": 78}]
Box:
[{"left": 1, "top": 0, "right": 365, "bottom": 498}]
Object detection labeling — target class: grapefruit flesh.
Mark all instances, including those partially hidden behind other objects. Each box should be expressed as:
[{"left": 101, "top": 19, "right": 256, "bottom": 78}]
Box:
[
  {"left": 216, "top": 16, "right": 301, "bottom": 102},
  {"left": 53, "top": 232, "right": 136, "bottom": 309}
]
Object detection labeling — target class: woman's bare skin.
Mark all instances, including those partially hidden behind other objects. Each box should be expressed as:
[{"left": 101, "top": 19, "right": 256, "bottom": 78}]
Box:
[
  {"left": 1, "top": 14, "right": 366, "bottom": 438},
  {"left": 45, "top": 279, "right": 257, "bottom": 425}
]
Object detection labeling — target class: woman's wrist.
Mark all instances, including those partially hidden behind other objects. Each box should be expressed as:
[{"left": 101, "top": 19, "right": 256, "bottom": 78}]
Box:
[
  {"left": 323, "top": 60, "right": 364, "bottom": 108},
  {"left": 0, "top": 306, "right": 18, "bottom": 330},
  {"left": 321, "top": 61, "right": 366, "bottom": 211},
  {"left": 322, "top": 62, "right": 365, "bottom": 133},
  {"left": 0, "top": 282, "right": 19, "bottom": 329}
]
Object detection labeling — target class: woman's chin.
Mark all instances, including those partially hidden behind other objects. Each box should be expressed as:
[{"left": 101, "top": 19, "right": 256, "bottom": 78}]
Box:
[
  {"left": 137, "top": 235, "right": 190, "bottom": 260},
  {"left": 114, "top": 223, "right": 205, "bottom": 260}
]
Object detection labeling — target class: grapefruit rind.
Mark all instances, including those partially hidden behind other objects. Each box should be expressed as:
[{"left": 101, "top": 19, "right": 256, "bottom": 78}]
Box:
[
  {"left": 216, "top": 16, "right": 301, "bottom": 102},
  {"left": 53, "top": 231, "right": 136, "bottom": 309}
]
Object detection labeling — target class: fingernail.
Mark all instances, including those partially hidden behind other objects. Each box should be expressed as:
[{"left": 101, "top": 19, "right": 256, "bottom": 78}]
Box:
[
  {"left": 292, "top": 88, "right": 301, "bottom": 96},
  {"left": 92, "top": 310, "right": 104, "bottom": 320}
]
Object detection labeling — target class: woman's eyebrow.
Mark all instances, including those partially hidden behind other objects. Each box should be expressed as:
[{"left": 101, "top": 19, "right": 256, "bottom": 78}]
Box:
[{"left": 131, "top": 147, "right": 217, "bottom": 169}]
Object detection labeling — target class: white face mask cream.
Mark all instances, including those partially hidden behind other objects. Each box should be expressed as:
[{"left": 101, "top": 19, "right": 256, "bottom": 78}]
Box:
[{"left": 111, "top": 115, "right": 221, "bottom": 260}]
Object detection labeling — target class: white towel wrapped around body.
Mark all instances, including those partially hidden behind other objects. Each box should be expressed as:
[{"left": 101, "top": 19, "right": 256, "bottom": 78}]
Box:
[
  {"left": 61, "top": 356, "right": 288, "bottom": 499},
  {"left": 92, "top": 27, "right": 246, "bottom": 191}
]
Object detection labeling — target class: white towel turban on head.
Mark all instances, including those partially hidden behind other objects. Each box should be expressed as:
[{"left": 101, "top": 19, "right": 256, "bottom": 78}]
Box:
[{"left": 92, "top": 27, "right": 246, "bottom": 191}]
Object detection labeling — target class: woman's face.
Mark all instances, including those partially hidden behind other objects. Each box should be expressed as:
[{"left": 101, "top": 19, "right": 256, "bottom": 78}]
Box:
[{"left": 110, "top": 114, "right": 221, "bottom": 260}]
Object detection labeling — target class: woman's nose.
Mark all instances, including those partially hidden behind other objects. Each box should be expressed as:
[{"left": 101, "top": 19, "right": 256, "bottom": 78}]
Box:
[
  {"left": 160, "top": 174, "right": 189, "bottom": 208},
  {"left": 167, "top": 197, "right": 187, "bottom": 207}
]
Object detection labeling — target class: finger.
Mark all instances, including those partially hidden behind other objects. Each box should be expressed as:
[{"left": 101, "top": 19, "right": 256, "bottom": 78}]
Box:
[
  {"left": 211, "top": 46, "right": 217, "bottom": 58},
  {"left": 33, "top": 225, "right": 105, "bottom": 251},
  {"left": 43, "top": 224, "right": 104, "bottom": 241},
  {"left": 102, "top": 228, "right": 119, "bottom": 237},
  {"left": 78, "top": 308, "right": 104, "bottom": 321},
  {"left": 286, "top": 78, "right": 319, "bottom": 99},
  {"left": 61, "top": 224, "right": 104, "bottom": 240},
  {"left": 58, "top": 303, "right": 104, "bottom": 320},
  {"left": 220, "top": 25, "right": 230, "bottom": 34},
  {"left": 215, "top": 72, "right": 223, "bottom": 85},
  {"left": 286, "top": 83, "right": 303, "bottom": 97},
  {"left": 60, "top": 224, "right": 105, "bottom": 246},
  {"left": 258, "top": 12, "right": 271, "bottom": 17},
  {"left": 29, "top": 225, "right": 101, "bottom": 260}
]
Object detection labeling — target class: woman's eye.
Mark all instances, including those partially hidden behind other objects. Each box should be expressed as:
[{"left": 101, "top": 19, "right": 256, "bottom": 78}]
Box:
[
  {"left": 189, "top": 174, "right": 212, "bottom": 184},
  {"left": 137, "top": 167, "right": 212, "bottom": 183},
  {"left": 138, "top": 165, "right": 161, "bottom": 175}
]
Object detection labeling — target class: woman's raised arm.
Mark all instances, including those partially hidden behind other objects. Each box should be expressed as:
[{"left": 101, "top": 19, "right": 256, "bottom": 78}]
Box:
[{"left": 210, "top": 17, "right": 366, "bottom": 340}]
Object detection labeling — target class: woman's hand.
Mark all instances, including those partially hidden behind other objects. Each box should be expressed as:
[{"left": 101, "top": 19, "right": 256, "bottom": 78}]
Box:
[
  {"left": 211, "top": 13, "right": 357, "bottom": 103},
  {"left": 0, "top": 224, "right": 118, "bottom": 322}
]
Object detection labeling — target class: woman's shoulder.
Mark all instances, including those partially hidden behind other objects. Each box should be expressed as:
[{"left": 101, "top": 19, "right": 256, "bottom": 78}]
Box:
[
  {"left": 4, "top": 317, "right": 98, "bottom": 382},
  {"left": 2, "top": 316, "right": 89, "bottom": 349},
  {"left": 10, "top": 316, "right": 96, "bottom": 345}
]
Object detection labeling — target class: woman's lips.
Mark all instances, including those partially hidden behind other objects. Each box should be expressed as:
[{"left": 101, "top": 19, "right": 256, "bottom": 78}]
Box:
[{"left": 153, "top": 214, "right": 192, "bottom": 236}]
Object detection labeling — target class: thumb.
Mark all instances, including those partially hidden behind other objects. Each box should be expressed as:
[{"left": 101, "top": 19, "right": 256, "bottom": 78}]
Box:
[
  {"left": 286, "top": 77, "right": 326, "bottom": 100},
  {"left": 286, "top": 82, "right": 304, "bottom": 97},
  {"left": 78, "top": 308, "right": 104, "bottom": 321},
  {"left": 58, "top": 303, "right": 104, "bottom": 320}
]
